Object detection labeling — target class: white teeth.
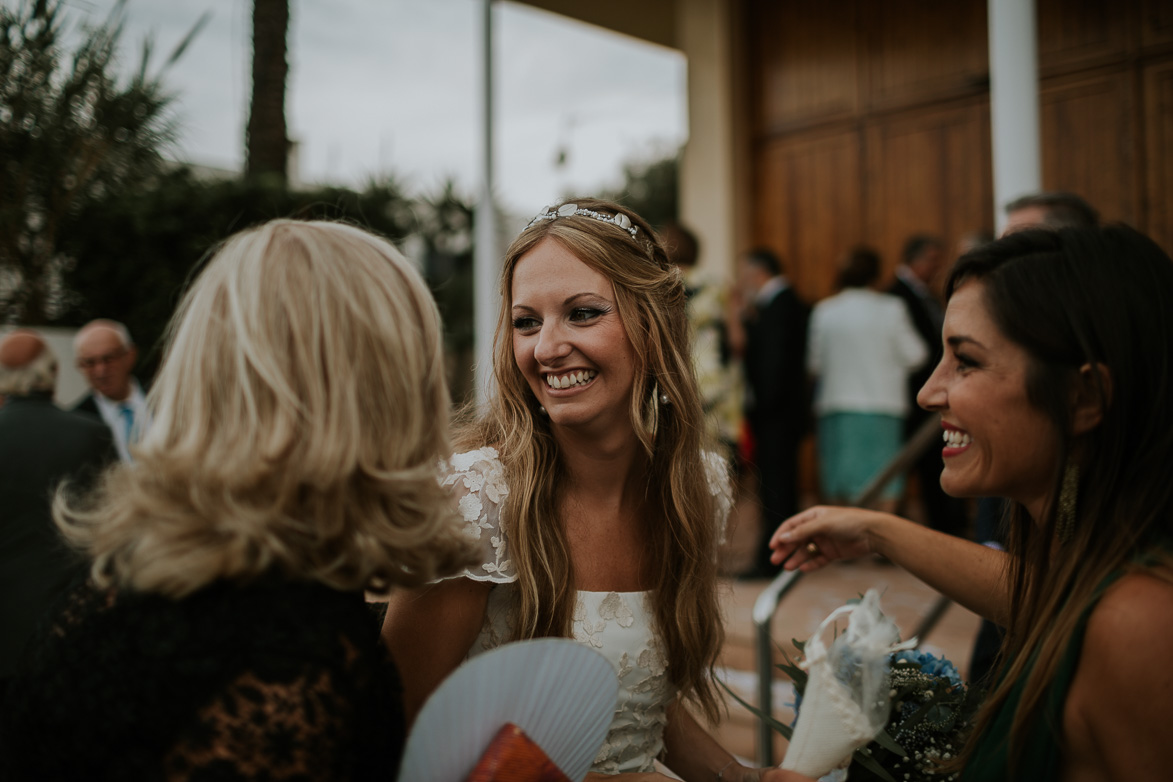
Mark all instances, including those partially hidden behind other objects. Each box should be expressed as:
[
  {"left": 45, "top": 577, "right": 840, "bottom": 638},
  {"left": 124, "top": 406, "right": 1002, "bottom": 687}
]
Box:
[
  {"left": 942, "top": 430, "right": 972, "bottom": 448},
  {"left": 545, "top": 370, "right": 597, "bottom": 389}
]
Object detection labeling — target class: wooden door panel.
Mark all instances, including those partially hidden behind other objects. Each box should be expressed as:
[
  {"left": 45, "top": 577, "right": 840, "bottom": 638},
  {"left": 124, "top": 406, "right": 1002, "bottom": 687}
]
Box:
[
  {"left": 1037, "top": 0, "right": 1129, "bottom": 74},
  {"left": 865, "top": 102, "right": 994, "bottom": 289},
  {"left": 1040, "top": 69, "right": 1136, "bottom": 225},
  {"left": 863, "top": 0, "right": 988, "bottom": 110},
  {"left": 1143, "top": 59, "right": 1173, "bottom": 254},
  {"left": 1141, "top": 0, "right": 1173, "bottom": 49},
  {"left": 754, "top": 130, "right": 863, "bottom": 302},
  {"left": 749, "top": 0, "right": 861, "bottom": 134}
]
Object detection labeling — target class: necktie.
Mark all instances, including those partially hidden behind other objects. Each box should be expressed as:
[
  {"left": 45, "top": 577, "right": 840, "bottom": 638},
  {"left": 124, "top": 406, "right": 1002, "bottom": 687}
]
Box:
[{"left": 119, "top": 404, "right": 135, "bottom": 444}]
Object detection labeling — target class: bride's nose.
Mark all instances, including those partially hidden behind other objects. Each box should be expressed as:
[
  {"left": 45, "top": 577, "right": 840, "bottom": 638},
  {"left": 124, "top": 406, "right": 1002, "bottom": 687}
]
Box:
[{"left": 534, "top": 322, "right": 572, "bottom": 365}]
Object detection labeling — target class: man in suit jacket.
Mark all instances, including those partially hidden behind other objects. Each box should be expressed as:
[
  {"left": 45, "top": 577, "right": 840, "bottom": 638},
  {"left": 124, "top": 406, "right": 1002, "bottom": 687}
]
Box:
[
  {"left": 72, "top": 319, "right": 147, "bottom": 462},
  {"left": 888, "top": 235, "right": 968, "bottom": 539},
  {"left": 739, "top": 248, "right": 810, "bottom": 578},
  {"left": 0, "top": 330, "right": 116, "bottom": 678}
]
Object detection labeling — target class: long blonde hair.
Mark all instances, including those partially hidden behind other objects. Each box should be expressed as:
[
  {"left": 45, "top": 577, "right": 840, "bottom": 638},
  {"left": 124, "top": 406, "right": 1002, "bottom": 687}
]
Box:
[
  {"left": 57, "top": 220, "right": 474, "bottom": 598},
  {"left": 457, "top": 198, "right": 726, "bottom": 722}
]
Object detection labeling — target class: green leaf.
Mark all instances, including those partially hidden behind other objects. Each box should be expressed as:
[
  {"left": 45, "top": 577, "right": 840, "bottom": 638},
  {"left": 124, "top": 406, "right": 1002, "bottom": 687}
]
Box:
[
  {"left": 870, "top": 727, "right": 908, "bottom": 757},
  {"left": 717, "top": 678, "right": 794, "bottom": 740}
]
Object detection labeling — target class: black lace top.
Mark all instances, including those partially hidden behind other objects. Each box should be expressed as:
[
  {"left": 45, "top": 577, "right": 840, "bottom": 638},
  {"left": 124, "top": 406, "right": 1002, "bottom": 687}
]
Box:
[{"left": 0, "top": 578, "right": 405, "bottom": 781}]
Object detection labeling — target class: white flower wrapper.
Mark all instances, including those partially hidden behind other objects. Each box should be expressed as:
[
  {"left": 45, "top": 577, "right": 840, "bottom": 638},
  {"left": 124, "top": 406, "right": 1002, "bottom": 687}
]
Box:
[{"left": 781, "top": 589, "right": 912, "bottom": 778}]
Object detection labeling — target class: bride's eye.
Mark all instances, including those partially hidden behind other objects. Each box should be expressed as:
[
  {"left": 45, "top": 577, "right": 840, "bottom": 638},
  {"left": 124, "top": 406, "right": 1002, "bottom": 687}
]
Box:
[
  {"left": 512, "top": 316, "right": 539, "bottom": 333},
  {"left": 570, "top": 307, "right": 606, "bottom": 323}
]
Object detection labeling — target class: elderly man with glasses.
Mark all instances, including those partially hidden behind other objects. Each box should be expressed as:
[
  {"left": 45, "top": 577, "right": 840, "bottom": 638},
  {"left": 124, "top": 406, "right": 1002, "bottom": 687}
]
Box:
[{"left": 73, "top": 320, "right": 146, "bottom": 463}]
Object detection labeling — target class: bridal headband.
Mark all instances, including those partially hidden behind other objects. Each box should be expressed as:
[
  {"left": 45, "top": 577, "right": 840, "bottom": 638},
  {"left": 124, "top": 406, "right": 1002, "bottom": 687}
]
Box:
[{"left": 526, "top": 203, "right": 640, "bottom": 239}]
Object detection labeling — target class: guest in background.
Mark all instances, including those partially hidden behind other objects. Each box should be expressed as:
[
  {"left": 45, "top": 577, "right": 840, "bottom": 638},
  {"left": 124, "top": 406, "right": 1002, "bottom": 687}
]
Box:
[
  {"left": 1002, "top": 191, "right": 1099, "bottom": 235},
  {"left": 807, "top": 247, "right": 926, "bottom": 510},
  {"left": 72, "top": 320, "right": 147, "bottom": 462},
  {"left": 889, "top": 234, "right": 968, "bottom": 537},
  {"left": 773, "top": 225, "right": 1173, "bottom": 780},
  {"left": 738, "top": 248, "right": 810, "bottom": 578},
  {"left": 1, "top": 221, "right": 475, "bottom": 781},
  {"left": 0, "top": 330, "right": 115, "bottom": 680},
  {"left": 661, "top": 222, "right": 743, "bottom": 464}
]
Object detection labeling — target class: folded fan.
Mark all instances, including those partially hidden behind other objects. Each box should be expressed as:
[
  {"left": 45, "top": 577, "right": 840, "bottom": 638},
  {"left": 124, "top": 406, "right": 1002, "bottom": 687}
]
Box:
[{"left": 399, "top": 638, "right": 619, "bottom": 782}]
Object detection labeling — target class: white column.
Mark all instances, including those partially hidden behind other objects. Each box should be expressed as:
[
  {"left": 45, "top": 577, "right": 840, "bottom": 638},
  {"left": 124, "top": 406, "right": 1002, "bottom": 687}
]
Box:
[
  {"left": 989, "top": 0, "right": 1042, "bottom": 235},
  {"left": 678, "top": 0, "right": 737, "bottom": 274},
  {"left": 474, "top": 0, "right": 499, "bottom": 406}
]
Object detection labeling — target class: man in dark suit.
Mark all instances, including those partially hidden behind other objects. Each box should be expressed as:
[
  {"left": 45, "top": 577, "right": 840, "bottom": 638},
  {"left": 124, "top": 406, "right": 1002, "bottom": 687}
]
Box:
[
  {"left": 738, "top": 248, "right": 810, "bottom": 578},
  {"left": 889, "top": 235, "right": 968, "bottom": 538},
  {"left": 72, "top": 319, "right": 146, "bottom": 463},
  {"left": 0, "top": 330, "right": 116, "bottom": 678}
]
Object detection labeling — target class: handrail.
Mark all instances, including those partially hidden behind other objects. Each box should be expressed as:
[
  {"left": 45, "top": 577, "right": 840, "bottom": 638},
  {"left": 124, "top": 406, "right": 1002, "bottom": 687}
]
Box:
[{"left": 751, "top": 413, "right": 945, "bottom": 766}]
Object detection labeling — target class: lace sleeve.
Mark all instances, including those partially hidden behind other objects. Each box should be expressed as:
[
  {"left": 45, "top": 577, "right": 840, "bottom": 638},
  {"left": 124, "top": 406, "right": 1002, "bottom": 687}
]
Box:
[
  {"left": 702, "top": 450, "right": 734, "bottom": 546},
  {"left": 440, "top": 447, "right": 516, "bottom": 583}
]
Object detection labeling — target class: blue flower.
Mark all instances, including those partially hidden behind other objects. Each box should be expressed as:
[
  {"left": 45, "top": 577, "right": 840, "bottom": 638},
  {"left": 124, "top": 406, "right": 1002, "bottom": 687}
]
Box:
[{"left": 893, "top": 649, "right": 963, "bottom": 688}]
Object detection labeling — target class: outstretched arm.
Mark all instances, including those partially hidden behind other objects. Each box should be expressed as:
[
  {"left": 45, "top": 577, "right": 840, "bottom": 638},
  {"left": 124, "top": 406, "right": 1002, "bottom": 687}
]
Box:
[
  {"left": 769, "top": 505, "right": 1013, "bottom": 625},
  {"left": 380, "top": 577, "right": 491, "bottom": 724}
]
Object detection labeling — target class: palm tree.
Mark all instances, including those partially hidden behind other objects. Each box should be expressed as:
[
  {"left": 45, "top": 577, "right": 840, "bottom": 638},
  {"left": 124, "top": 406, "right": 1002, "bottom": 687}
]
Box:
[{"left": 245, "top": 0, "right": 289, "bottom": 182}]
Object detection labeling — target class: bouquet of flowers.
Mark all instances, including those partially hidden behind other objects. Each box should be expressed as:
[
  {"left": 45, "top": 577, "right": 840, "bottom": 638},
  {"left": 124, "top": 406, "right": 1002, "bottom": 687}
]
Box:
[{"left": 726, "top": 604, "right": 982, "bottom": 781}]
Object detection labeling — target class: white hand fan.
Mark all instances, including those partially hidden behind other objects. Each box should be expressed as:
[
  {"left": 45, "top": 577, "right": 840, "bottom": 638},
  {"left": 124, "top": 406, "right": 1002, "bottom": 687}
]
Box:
[{"left": 398, "top": 638, "right": 619, "bottom": 782}]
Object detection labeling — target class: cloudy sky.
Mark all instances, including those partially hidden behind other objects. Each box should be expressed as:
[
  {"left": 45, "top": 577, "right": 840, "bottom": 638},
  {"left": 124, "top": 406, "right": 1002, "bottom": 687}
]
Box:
[{"left": 75, "top": 0, "right": 688, "bottom": 215}]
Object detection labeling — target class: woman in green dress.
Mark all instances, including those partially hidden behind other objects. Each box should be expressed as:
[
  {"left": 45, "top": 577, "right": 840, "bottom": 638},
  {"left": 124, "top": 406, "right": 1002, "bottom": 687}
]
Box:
[{"left": 770, "top": 224, "right": 1173, "bottom": 781}]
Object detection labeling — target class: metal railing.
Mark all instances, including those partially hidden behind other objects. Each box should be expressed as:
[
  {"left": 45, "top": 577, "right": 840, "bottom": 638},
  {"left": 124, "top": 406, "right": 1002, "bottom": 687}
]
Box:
[{"left": 751, "top": 413, "right": 948, "bottom": 766}]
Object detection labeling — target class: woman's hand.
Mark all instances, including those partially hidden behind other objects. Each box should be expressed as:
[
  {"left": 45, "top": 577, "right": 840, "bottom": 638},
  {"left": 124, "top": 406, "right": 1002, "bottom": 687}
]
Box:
[{"left": 768, "top": 505, "right": 896, "bottom": 571}]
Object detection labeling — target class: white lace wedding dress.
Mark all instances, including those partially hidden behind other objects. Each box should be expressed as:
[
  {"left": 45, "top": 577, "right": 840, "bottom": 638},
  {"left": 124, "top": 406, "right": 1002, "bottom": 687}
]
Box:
[{"left": 443, "top": 447, "right": 732, "bottom": 775}]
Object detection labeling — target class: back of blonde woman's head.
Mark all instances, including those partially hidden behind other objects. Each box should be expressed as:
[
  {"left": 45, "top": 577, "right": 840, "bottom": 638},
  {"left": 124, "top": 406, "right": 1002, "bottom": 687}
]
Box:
[{"left": 61, "top": 219, "right": 474, "bottom": 597}]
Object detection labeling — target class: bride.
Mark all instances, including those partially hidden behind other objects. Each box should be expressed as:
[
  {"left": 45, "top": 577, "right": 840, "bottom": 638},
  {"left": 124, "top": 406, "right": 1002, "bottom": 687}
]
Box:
[{"left": 383, "top": 199, "right": 808, "bottom": 782}]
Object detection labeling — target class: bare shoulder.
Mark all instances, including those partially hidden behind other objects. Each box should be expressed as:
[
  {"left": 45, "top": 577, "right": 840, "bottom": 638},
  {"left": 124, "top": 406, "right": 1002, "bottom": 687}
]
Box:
[
  {"left": 1085, "top": 569, "right": 1173, "bottom": 647},
  {"left": 1065, "top": 569, "right": 1173, "bottom": 780}
]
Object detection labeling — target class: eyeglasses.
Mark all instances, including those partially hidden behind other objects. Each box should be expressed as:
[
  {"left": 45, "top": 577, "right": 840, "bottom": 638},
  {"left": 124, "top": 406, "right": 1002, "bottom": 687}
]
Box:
[{"left": 77, "top": 348, "right": 127, "bottom": 370}]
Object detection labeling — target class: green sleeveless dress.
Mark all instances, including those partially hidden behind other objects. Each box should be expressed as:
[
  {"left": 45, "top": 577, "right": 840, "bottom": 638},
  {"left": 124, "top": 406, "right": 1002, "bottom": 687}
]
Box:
[{"left": 961, "top": 572, "right": 1123, "bottom": 781}]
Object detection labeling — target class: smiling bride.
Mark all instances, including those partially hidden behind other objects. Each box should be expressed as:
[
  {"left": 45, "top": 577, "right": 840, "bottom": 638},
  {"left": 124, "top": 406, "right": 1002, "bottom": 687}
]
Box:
[{"left": 382, "top": 198, "right": 810, "bottom": 782}]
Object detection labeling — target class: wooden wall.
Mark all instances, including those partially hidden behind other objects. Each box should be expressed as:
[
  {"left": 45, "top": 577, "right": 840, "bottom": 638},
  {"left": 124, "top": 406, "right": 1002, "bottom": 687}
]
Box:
[{"left": 746, "top": 0, "right": 1173, "bottom": 302}]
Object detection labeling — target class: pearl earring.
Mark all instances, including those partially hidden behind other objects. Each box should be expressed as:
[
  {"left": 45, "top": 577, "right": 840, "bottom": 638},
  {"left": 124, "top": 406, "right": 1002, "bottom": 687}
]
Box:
[
  {"left": 659, "top": 392, "right": 670, "bottom": 405},
  {"left": 538, "top": 405, "right": 548, "bottom": 416}
]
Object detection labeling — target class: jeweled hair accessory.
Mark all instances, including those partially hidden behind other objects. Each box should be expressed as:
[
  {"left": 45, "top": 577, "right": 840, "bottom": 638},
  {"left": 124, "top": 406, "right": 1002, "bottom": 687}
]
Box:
[{"left": 526, "top": 203, "right": 639, "bottom": 239}]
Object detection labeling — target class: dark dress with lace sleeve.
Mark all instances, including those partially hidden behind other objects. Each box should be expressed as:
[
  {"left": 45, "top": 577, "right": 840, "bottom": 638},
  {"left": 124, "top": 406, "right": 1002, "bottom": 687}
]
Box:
[{"left": 0, "top": 578, "right": 405, "bottom": 781}]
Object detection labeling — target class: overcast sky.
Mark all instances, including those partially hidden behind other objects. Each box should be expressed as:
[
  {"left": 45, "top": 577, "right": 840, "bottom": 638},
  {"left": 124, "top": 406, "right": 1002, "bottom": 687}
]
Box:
[{"left": 72, "top": 0, "right": 688, "bottom": 215}]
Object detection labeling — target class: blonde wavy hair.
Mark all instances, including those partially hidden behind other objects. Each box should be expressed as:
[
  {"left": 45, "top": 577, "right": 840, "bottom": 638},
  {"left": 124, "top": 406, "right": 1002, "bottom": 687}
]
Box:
[
  {"left": 456, "top": 198, "right": 726, "bottom": 722},
  {"left": 57, "top": 219, "right": 475, "bottom": 598}
]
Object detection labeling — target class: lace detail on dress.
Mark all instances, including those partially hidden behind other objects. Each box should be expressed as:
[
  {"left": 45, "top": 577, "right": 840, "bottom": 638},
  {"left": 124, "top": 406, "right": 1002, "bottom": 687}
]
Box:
[
  {"left": 445, "top": 447, "right": 732, "bottom": 577},
  {"left": 442, "top": 447, "right": 515, "bottom": 582},
  {"left": 470, "top": 588, "right": 675, "bottom": 776}
]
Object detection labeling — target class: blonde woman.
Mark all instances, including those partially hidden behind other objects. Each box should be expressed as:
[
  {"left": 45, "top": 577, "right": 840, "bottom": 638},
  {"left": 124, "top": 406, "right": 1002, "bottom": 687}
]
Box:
[
  {"left": 383, "top": 199, "right": 808, "bottom": 782},
  {"left": 1, "top": 221, "right": 474, "bottom": 780}
]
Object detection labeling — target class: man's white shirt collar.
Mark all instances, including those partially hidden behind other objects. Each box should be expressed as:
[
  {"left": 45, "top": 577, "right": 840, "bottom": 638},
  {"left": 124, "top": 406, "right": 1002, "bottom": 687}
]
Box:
[{"left": 91, "top": 380, "right": 147, "bottom": 463}]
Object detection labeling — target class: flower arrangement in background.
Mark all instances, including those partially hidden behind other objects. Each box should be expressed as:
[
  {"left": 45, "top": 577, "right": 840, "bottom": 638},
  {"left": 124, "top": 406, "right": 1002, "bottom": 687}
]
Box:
[{"left": 725, "top": 630, "right": 983, "bottom": 781}]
